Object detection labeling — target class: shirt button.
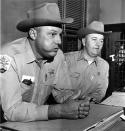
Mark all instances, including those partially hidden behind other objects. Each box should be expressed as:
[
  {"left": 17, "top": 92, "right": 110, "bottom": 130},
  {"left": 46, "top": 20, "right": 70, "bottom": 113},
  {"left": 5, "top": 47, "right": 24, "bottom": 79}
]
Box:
[{"left": 90, "top": 75, "right": 94, "bottom": 80}]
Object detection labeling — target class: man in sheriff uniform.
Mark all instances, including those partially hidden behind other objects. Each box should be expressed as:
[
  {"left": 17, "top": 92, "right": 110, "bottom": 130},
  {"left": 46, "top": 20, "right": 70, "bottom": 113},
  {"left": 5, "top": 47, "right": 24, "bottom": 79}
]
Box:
[
  {"left": 65, "top": 21, "right": 110, "bottom": 103},
  {"left": 0, "top": 2, "right": 90, "bottom": 122}
]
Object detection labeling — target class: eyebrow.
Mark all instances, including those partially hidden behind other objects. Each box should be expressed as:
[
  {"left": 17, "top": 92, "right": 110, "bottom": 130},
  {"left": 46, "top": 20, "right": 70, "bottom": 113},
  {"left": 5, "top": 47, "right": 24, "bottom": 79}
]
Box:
[
  {"left": 49, "top": 29, "right": 62, "bottom": 34},
  {"left": 91, "top": 36, "right": 104, "bottom": 39},
  {"left": 49, "top": 30, "right": 58, "bottom": 32}
]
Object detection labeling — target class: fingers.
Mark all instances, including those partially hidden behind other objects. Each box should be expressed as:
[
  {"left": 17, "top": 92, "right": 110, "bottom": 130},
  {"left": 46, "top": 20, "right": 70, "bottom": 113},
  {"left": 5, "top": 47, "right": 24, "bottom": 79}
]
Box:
[
  {"left": 78, "top": 106, "right": 89, "bottom": 115},
  {"left": 79, "top": 105, "right": 90, "bottom": 111},
  {"left": 78, "top": 109, "right": 89, "bottom": 119},
  {"left": 78, "top": 108, "right": 89, "bottom": 115},
  {"left": 78, "top": 114, "right": 87, "bottom": 119},
  {"left": 80, "top": 101, "right": 90, "bottom": 108},
  {"left": 78, "top": 101, "right": 90, "bottom": 119},
  {"left": 79, "top": 101, "right": 90, "bottom": 111}
]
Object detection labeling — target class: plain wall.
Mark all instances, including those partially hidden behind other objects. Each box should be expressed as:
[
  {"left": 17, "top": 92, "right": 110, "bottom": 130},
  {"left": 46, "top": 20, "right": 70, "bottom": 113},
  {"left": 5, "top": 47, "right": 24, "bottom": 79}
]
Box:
[
  {"left": 121, "top": 0, "right": 125, "bottom": 22},
  {"left": 86, "top": 0, "right": 100, "bottom": 25},
  {"left": 100, "top": 0, "right": 123, "bottom": 24},
  {"left": 0, "top": 0, "right": 1, "bottom": 46}
]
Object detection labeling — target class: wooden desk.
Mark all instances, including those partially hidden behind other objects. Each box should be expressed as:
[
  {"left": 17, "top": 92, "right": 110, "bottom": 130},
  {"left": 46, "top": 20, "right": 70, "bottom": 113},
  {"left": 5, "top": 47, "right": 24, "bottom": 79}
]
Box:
[
  {"left": 0, "top": 104, "right": 123, "bottom": 131},
  {"left": 105, "top": 117, "right": 125, "bottom": 131}
]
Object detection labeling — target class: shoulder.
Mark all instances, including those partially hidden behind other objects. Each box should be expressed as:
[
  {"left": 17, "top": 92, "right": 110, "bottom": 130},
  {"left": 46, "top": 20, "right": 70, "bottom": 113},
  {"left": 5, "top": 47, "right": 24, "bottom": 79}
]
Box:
[
  {"left": 0, "top": 38, "right": 28, "bottom": 73},
  {"left": 54, "top": 49, "right": 65, "bottom": 61},
  {"left": 97, "top": 57, "right": 109, "bottom": 69},
  {"left": 52, "top": 49, "right": 65, "bottom": 67},
  {"left": 64, "top": 51, "right": 81, "bottom": 62},
  {"left": 1, "top": 37, "right": 28, "bottom": 57},
  {"left": 64, "top": 51, "right": 81, "bottom": 66},
  {"left": 64, "top": 51, "right": 80, "bottom": 58}
]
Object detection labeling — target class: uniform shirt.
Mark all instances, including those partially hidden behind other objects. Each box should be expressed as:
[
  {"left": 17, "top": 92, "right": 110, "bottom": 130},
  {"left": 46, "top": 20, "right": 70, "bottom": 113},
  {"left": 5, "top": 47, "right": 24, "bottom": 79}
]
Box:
[
  {"left": 65, "top": 50, "right": 109, "bottom": 103},
  {"left": 0, "top": 37, "right": 72, "bottom": 122}
]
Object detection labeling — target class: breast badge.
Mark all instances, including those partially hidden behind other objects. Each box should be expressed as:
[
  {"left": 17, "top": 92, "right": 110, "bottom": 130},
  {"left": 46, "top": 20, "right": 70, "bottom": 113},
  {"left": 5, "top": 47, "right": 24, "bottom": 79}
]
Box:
[
  {"left": 21, "top": 75, "right": 35, "bottom": 86},
  {"left": 0, "top": 55, "right": 11, "bottom": 73}
]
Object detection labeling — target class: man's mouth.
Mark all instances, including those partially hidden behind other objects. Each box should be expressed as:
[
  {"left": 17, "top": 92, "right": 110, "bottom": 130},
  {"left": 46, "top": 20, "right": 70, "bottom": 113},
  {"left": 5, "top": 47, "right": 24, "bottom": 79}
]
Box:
[
  {"left": 94, "top": 47, "right": 99, "bottom": 50},
  {"left": 53, "top": 48, "right": 59, "bottom": 52}
]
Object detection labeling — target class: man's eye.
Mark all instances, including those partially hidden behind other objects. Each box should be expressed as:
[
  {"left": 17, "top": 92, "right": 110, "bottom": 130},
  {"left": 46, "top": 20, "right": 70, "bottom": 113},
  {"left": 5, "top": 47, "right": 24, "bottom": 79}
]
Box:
[
  {"left": 100, "top": 40, "right": 104, "bottom": 43},
  {"left": 92, "top": 38, "right": 97, "bottom": 41},
  {"left": 49, "top": 32, "right": 57, "bottom": 37}
]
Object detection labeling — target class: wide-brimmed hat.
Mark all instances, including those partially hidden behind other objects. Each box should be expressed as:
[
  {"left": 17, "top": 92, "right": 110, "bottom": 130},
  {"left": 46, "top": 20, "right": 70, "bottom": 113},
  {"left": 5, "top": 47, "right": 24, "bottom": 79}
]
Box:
[
  {"left": 77, "top": 21, "right": 112, "bottom": 38},
  {"left": 16, "top": 2, "right": 73, "bottom": 32}
]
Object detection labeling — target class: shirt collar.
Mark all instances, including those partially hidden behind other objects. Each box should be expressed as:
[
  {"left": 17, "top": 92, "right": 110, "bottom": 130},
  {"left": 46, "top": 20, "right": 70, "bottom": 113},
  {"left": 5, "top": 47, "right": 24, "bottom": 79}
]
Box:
[
  {"left": 23, "top": 38, "right": 36, "bottom": 64},
  {"left": 15, "top": 38, "right": 52, "bottom": 66}
]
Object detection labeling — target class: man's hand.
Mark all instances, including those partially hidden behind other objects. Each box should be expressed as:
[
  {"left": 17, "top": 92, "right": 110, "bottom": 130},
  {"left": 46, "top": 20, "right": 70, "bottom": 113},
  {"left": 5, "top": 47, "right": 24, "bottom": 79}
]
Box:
[
  {"left": 48, "top": 99, "right": 90, "bottom": 120},
  {"left": 78, "top": 100, "right": 90, "bottom": 119}
]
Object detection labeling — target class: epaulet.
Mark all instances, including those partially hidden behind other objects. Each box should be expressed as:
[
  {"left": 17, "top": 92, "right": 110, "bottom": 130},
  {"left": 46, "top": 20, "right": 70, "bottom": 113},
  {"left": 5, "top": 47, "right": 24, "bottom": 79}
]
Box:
[{"left": 0, "top": 55, "right": 12, "bottom": 73}]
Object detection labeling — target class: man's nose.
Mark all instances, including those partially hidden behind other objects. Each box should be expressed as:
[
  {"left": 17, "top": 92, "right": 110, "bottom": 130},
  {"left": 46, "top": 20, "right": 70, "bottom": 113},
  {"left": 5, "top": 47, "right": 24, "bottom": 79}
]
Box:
[
  {"left": 55, "top": 35, "right": 61, "bottom": 45},
  {"left": 96, "top": 40, "right": 102, "bottom": 46}
]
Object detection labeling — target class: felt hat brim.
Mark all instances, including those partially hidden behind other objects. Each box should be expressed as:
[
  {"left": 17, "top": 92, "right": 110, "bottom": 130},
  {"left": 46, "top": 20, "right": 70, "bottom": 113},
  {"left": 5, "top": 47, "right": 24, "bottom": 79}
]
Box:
[
  {"left": 17, "top": 18, "right": 73, "bottom": 32},
  {"left": 78, "top": 28, "right": 112, "bottom": 38}
]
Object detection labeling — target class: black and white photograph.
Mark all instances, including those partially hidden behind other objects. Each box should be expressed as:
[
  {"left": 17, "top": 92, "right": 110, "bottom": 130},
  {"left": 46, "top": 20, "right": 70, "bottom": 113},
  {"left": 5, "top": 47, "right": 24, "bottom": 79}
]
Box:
[{"left": 0, "top": 0, "right": 125, "bottom": 130}]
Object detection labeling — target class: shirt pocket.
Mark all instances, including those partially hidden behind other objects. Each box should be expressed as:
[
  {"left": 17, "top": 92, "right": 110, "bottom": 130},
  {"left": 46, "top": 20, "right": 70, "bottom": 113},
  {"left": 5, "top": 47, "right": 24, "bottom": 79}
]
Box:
[{"left": 20, "top": 82, "right": 34, "bottom": 102}]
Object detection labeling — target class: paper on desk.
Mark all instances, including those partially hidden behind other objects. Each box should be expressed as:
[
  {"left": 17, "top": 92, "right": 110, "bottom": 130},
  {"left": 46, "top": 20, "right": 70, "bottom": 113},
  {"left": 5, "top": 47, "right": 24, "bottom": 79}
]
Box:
[
  {"left": 120, "top": 114, "right": 125, "bottom": 120},
  {"left": 83, "top": 110, "right": 123, "bottom": 131},
  {"left": 102, "top": 92, "right": 125, "bottom": 107}
]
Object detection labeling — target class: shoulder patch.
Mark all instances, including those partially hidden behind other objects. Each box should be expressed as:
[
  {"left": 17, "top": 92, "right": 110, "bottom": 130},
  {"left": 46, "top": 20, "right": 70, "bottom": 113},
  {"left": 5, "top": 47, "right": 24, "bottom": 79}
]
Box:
[{"left": 0, "top": 55, "right": 12, "bottom": 73}]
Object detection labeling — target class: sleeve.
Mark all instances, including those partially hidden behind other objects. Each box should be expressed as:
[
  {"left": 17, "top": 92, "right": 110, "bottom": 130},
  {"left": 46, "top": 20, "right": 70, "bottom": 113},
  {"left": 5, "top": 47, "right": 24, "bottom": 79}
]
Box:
[
  {"left": 52, "top": 51, "right": 76, "bottom": 103},
  {"left": 0, "top": 55, "right": 48, "bottom": 122},
  {"left": 88, "top": 62, "right": 109, "bottom": 103}
]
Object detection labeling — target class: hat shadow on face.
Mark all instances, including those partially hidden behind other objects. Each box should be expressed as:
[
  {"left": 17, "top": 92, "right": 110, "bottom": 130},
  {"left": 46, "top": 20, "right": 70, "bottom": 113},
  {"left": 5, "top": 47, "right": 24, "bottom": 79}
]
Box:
[{"left": 16, "top": 2, "right": 74, "bottom": 32}]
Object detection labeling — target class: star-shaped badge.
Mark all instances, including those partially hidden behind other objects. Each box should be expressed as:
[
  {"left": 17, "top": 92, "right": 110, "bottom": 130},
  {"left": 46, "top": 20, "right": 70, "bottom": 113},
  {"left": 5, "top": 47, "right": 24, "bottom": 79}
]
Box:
[{"left": 0, "top": 55, "right": 11, "bottom": 73}]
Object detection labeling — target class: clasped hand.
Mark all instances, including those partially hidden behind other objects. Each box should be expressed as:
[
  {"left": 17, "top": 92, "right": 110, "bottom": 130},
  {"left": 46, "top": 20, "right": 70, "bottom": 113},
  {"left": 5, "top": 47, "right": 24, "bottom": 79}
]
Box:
[{"left": 62, "top": 99, "right": 90, "bottom": 119}]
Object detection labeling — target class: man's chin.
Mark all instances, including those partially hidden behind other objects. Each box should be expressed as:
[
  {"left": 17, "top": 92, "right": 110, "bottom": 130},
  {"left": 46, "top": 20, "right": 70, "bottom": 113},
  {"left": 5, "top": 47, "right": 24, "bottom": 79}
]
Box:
[
  {"left": 50, "top": 51, "right": 58, "bottom": 57},
  {"left": 91, "top": 53, "right": 99, "bottom": 58},
  {"left": 45, "top": 52, "right": 57, "bottom": 59}
]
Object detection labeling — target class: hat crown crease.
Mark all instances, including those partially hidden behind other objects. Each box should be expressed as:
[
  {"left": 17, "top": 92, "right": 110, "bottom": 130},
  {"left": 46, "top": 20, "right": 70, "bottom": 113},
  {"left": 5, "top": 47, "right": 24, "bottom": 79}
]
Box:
[
  {"left": 27, "top": 3, "right": 61, "bottom": 21},
  {"left": 16, "top": 2, "right": 74, "bottom": 32},
  {"left": 88, "top": 21, "right": 104, "bottom": 32}
]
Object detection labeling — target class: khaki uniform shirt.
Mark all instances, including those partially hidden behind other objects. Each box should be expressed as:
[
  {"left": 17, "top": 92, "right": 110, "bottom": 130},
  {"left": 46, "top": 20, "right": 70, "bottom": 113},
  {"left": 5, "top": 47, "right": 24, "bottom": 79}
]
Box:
[
  {"left": 65, "top": 51, "right": 109, "bottom": 103},
  {"left": 0, "top": 37, "right": 72, "bottom": 122}
]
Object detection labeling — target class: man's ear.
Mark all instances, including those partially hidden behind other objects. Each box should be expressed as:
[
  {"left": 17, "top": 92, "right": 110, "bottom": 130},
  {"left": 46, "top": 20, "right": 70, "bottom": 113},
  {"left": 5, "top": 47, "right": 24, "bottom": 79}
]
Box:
[
  {"left": 29, "top": 28, "right": 37, "bottom": 40},
  {"left": 82, "top": 38, "right": 85, "bottom": 46}
]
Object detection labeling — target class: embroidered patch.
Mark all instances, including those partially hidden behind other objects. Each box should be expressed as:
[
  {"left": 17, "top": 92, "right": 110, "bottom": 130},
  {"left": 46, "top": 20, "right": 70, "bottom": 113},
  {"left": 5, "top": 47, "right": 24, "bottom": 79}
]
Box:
[
  {"left": 0, "top": 55, "right": 11, "bottom": 73},
  {"left": 21, "top": 75, "right": 35, "bottom": 85}
]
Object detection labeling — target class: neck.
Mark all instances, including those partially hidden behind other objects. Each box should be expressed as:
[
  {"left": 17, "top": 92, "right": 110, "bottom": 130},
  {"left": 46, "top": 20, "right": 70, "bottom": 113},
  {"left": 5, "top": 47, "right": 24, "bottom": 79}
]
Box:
[
  {"left": 28, "top": 38, "right": 43, "bottom": 59},
  {"left": 28, "top": 38, "right": 54, "bottom": 62},
  {"left": 83, "top": 49, "right": 96, "bottom": 62}
]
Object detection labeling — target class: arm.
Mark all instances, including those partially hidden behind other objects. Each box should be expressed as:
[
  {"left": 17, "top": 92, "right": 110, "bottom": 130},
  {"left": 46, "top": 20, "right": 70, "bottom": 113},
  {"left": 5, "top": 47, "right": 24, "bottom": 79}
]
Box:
[
  {"left": 0, "top": 56, "right": 48, "bottom": 122},
  {"left": 52, "top": 51, "right": 83, "bottom": 103},
  {"left": 0, "top": 54, "right": 90, "bottom": 122},
  {"left": 51, "top": 50, "right": 74, "bottom": 103},
  {"left": 86, "top": 63, "right": 109, "bottom": 103},
  {"left": 48, "top": 100, "right": 90, "bottom": 120}
]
